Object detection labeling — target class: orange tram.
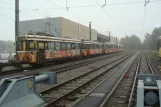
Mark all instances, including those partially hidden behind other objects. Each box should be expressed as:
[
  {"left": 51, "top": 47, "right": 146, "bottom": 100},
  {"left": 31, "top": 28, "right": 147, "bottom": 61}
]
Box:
[{"left": 16, "top": 35, "right": 124, "bottom": 67}]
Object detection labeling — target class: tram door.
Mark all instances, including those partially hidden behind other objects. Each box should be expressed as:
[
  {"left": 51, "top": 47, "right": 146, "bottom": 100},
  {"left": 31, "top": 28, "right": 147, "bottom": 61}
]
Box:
[{"left": 38, "top": 42, "right": 46, "bottom": 61}]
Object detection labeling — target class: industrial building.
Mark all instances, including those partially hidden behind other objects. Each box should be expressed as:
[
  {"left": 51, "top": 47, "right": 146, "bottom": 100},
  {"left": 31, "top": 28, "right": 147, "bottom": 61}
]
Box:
[
  {"left": 19, "top": 17, "right": 97, "bottom": 41},
  {"left": 97, "top": 31, "right": 118, "bottom": 44},
  {"left": 19, "top": 17, "right": 118, "bottom": 43}
]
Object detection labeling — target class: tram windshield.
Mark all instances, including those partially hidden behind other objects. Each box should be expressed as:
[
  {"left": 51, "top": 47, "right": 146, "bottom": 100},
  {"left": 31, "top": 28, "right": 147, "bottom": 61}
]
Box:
[{"left": 17, "top": 41, "right": 36, "bottom": 51}]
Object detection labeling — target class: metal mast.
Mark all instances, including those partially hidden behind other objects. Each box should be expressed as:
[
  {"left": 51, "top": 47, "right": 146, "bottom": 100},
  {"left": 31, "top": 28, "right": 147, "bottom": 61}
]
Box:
[
  {"left": 89, "top": 22, "right": 91, "bottom": 41},
  {"left": 15, "top": 0, "right": 19, "bottom": 52}
]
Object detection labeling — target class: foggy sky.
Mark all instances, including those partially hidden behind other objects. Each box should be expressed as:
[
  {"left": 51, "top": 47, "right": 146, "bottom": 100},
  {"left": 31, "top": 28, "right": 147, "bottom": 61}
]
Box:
[{"left": 0, "top": 0, "right": 161, "bottom": 41}]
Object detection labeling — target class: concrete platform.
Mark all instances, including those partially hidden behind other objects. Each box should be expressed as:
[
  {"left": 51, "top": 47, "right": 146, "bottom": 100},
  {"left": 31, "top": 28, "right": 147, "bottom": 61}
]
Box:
[
  {"left": 0, "top": 60, "right": 8, "bottom": 63},
  {"left": 73, "top": 52, "right": 138, "bottom": 107}
]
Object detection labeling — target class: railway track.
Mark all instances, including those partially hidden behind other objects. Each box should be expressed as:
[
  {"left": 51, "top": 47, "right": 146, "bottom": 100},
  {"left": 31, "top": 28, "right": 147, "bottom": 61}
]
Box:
[
  {"left": 38, "top": 53, "right": 132, "bottom": 107},
  {"left": 49, "top": 52, "right": 126, "bottom": 73},
  {"left": 100, "top": 53, "right": 155, "bottom": 107},
  {"left": 36, "top": 53, "right": 131, "bottom": 92},
  {"left": 140, "top": 55, "right": 155, "bottom": 74},
  {"left": 0, "top": 52, "right": 126, "bottom": 79}
]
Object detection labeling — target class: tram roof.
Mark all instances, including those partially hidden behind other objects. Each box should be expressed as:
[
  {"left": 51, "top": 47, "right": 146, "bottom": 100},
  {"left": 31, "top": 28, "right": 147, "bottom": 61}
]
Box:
[
  {"left": 82, "top": 40, "right": 103, "bottom": 45},
  {"left": 17, "top": 35, "right": 82, "bottom": 43}
]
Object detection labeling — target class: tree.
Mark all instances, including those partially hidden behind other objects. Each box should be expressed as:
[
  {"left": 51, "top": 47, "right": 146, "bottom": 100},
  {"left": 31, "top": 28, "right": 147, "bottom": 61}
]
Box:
[
  {"left": 0, "top": 40, "right": 15, "bottom": 53},
  {"left": 143, "top": 27, "right": 161, "bottom": 50},
  {"left": 120, "top": 35, "right": 142, "bottom": 50}
]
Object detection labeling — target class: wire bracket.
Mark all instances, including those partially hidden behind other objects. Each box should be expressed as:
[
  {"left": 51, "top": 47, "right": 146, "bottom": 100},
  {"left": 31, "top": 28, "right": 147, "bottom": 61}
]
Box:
[
  {"left": 144, "top": 0, "right": 150, "bottom": 6},
  {"left": 102, "top": 0, "right": 106, "bottom": 8}
]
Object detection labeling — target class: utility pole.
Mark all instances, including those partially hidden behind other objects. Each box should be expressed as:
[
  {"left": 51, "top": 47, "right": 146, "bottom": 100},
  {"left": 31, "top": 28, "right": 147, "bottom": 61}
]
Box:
[
  {"left": 116, "top": 37, "right": 118, "bottom": 50},
  {"left": 89, "top": 22, "right": 91, "bottom": 41},
  {"left": 15, "top": 0, "right": 19, "bottom": 52},
  {"left": 109, "top": 31, "right": 111, "bottom": 42},
  {"left": 116, "top": 37, "right": 118, "bottom": 44}
]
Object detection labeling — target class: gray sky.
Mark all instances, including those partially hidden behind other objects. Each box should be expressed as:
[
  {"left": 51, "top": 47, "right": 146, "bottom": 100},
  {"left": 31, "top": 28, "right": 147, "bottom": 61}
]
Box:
[{"left": 0, "top": 0, "right": 161, "bottom": 41}]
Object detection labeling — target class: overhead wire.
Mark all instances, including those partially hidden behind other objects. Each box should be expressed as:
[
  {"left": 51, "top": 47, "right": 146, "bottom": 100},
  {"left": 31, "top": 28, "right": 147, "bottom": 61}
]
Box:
[
  {"left": 0, "top": 12, "right": 15, "bottom": 21},
  {"left": 141, "top": 0, "right": 150, "bottom": 37},
  {"left": 0, "top": 3, "right": 38, "bottom": 20},
  {"left": 1, "top": 0, "right": 161, "bottom": 10},
  {"left": 46, "top": 0, "right": 110, "bottom": 34},
  {"left": 0, "top": 1, "right": 45, "bottom": 17},
  {"left": 30, "top": 0, "right": 161, "bottom": 10},
  {"left": 1, "top": 0, "right": 161, "bottom": 36},
  {"left": 141, "top": 6, "right": 147, "bottom": 37},
  {"left": 46, "top": 0, "right": 89, "bottom": 23},
  {"left": 94, "top": 0, "right": 126, "bottom": 34}
]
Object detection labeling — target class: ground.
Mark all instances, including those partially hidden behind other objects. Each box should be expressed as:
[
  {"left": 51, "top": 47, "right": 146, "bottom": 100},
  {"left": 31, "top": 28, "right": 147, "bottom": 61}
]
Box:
[{"left": 149, "top": 51, "right": 161, "bottom": 76}]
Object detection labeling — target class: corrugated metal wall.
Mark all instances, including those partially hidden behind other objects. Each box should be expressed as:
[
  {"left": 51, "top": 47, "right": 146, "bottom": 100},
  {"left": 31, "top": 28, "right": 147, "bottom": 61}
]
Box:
[
  {"left": 19, "top": 18, "right": 61, "bottom": 37},
  {"left": 19, "top": 17, "right": 97, "bottom": 41},
  {"left": 60, "top": 17, "right": 97, "bottom": 41}
]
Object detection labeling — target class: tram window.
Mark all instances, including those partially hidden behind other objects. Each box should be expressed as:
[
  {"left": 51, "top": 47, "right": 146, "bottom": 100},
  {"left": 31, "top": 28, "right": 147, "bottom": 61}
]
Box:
[
  {"left": 72, "top": 43, "right": 76, "bottom": 49},
  {"left": 23, "top": 42, "right": 26, "bottom": 50},
  {"left": 45, "top": 43, "right": 48, "bottom": 49},
  {"left": 83, "top": 44, "right": 88, "bottom": 49},
  {"left": 97, "top": 45, "right": 99, "bottom": 49},
  {"left": 61, "top": 42, "right": 66, "bottom": 50},
  {"left": 48, "top": 42, "right": 52, "bottom": 50},
  {"left": 55, "top": 42, "right": 60, "bottom": 50},
  {"left": 30, "top": 42, "right": 34, "bottom": 49},
  {"left": 92, "top": 44, "right": 94, "bottom": 49},
  {"left": 17, "top": 41, "right": 22, "bottom": 51},
  {"left": 103, "top": 45, "right": 105, "bottom": 49},
  {"left": 38, "top": 43, "right": 44, "bottom": 49},
  {"left": 48, "top": 42, "right": 55, "bottom": 50},
  {"left": 91, "top": 44, "right": 93, "bottom": 49},
  {"left": 93, "top": 44, "right": 95, "bottom": 49},
  {"left": 93, "top": 45, "right": 95, "bottom": 49},
  {"left": 89, "top": 44, "right": 92, "bottom": 49},
  {"left": 67, "top": 43, "right": 71, "bottom": 50},
  {"left": 17, "top": 41, "right": 26, "bottom": 51},
  {"left": 24, "top": 41, "right": 36, "bottom": 50},
  {"left": 75, "top": 43, "right": 80, "bottom": 49},
  {"left": 98, "top": 45, "right": 100, "bottom": 49},
  {"left": 51, "top": 42, "right": 55, "bottom": 50},
  {"left": 109, "top": 45, "right": 111, "bottom": 49},
  {"left": 78, "top": 43, "right": 80, "bottom": 49}
]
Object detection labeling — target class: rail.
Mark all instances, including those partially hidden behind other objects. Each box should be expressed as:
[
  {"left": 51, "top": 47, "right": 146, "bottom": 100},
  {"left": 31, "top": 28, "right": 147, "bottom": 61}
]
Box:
[
  {"left": 99, "top": 54, "right": 137, "bottom": 107},
  {"left": 127, "top": 58, "right": 140, "bottom": 107},
  {"left": 145, "top": 56, "right": 155, "bottom": 74},
  {"left": 41, "top": 54, "right": 132, "bottom": 106}
]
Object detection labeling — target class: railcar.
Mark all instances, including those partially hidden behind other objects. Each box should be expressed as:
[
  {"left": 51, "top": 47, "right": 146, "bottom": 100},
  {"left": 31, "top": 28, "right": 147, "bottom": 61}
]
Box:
[
  {"left": 16, "top": 35, "right": 81, "bottom": 66},
  {"left": 158, "top": 36, "right": 161, "bottom": 59},
  {"left": 81, "top": 41, "right": 103, "bottom": 57},
  {"left": 103, "top": 42, "right": 114, "bottom": 54},
  {"left": 16, "top": 35, "right": 124, "bottom": 66},
  {"left": 118, "top": 44, "right": 124, "bottom": 52}
]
